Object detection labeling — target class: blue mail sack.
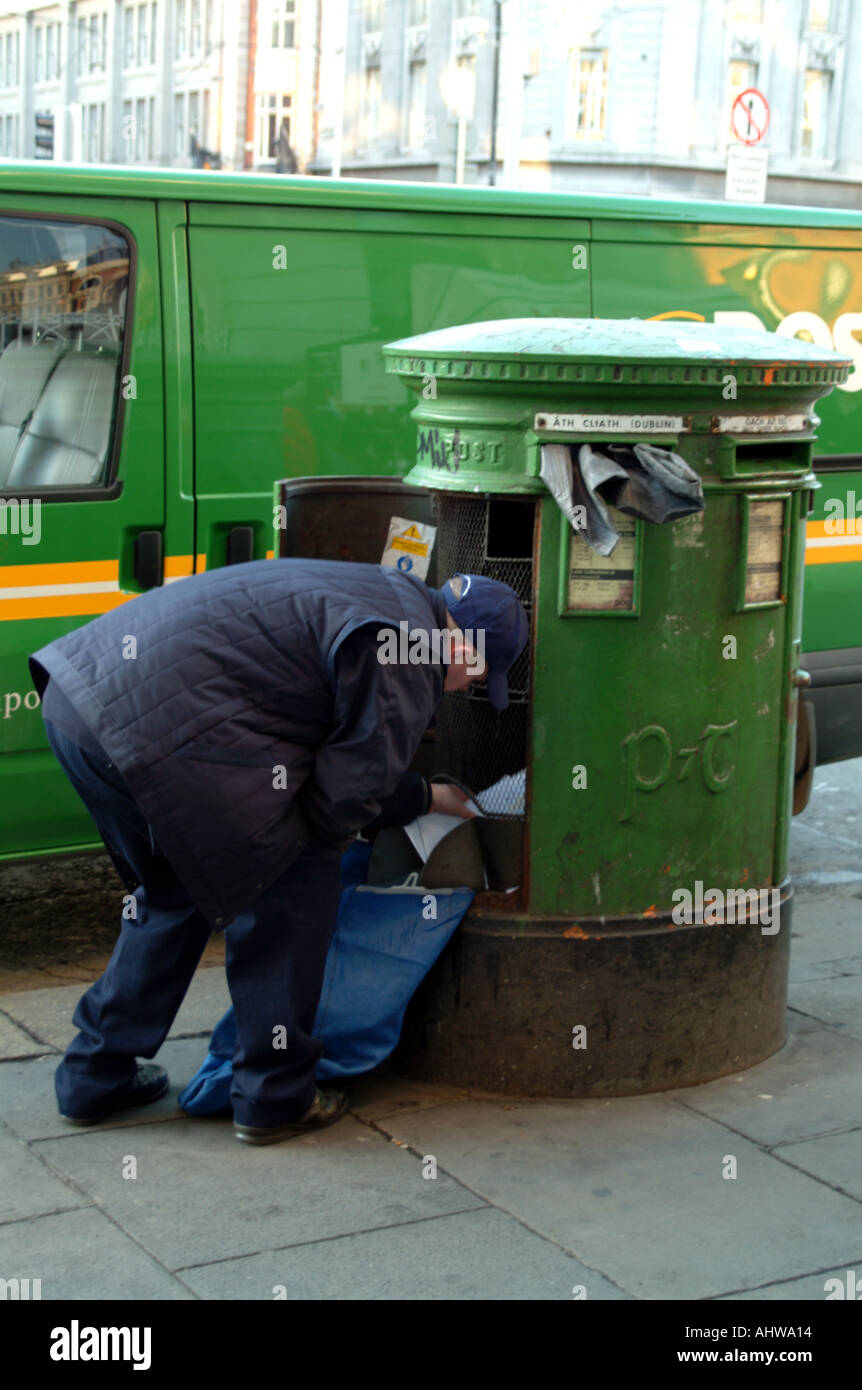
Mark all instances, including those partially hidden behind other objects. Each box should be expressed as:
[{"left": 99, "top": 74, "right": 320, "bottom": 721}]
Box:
[{"left": 178, "top": 842, "right": 473, "bottom": 1116}]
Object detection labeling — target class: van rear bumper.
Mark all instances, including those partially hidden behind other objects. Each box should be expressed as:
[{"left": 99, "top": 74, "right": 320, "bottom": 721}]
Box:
[{"left": 802, "top": 646, "right": 862, "bottom": 764}]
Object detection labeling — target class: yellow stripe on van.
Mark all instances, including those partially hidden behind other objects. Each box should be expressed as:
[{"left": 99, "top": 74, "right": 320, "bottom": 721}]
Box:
[
  {"left": 0, "top": 555, "right": 200, "bottom": 619},
  {"left": 805, "top": 519, "right": 862, "bottom": 564}
]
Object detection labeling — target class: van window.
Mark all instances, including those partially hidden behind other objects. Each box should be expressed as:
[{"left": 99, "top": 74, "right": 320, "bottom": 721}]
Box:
[{"left": 0, "top": 216, "right": 130, "bottom": 492}]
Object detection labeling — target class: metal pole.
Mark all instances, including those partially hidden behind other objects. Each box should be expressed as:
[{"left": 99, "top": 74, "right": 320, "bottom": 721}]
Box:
[
  {"left": 455, "top": 113, "right": 466, "bottom": 184},
  {"left": 488, "top": 0, "right": 501, "bottom": 185},
  {"left": 331, "top": 0, "right": 347, "bottom": 178}
]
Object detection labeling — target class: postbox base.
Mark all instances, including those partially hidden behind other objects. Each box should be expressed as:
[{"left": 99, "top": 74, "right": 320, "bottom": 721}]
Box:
[{"left": 393, "top": 886, "right": 792, "bottom": 1097}]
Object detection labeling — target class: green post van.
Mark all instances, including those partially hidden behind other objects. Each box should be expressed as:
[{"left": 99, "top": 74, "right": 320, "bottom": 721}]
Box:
[{"left": 0, "top": 162, "right": 859, "bottom": 862}]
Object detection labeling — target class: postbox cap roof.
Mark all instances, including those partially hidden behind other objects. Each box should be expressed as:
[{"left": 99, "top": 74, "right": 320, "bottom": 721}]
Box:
[
  {"left": 441, "top": 573, "right": 529, "bottom": 710},
  {"left": 383, "top": 317, "right": 851, "bottom": 373}
]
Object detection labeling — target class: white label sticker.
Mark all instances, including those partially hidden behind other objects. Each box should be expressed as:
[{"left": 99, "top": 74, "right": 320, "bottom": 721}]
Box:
[
  {"left": 716, "top": 414, "right": 809, "bottom": 434},
  {"left": 567, "top": 508, "right": 637, "bottom": 612},
  {"left": 381, "top": 516, "right": 437, "bottom": 580},
  {"left": 534, "top": 412, "right": 685, "bottom": 434}
]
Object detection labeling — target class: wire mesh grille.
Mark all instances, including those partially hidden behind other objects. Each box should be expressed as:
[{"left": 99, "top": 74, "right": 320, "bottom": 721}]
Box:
[{"left": 432, "top": 492, "right": 534, "bottom": 815}]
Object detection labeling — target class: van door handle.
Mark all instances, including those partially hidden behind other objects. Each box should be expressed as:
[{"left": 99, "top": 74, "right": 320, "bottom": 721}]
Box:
[
  {"left": 226, "top": 526, "right": 255, "bottom": 565},
  {"left": 134, "top": 530, "right": 163, "bottom": 588}
]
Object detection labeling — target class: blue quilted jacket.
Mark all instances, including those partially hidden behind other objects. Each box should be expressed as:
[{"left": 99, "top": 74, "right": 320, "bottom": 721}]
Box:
[{"left": 30, "top": 559, "right": 448, "bottom": 928}]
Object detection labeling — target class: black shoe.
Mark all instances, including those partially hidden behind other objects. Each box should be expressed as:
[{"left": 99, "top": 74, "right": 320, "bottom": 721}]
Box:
[
  {"left": 234, "top": 1087, "right": 348, "bottom": 1146},
  {"left": 60, "top": 1064, "right": 170, "bottom": 1125}
]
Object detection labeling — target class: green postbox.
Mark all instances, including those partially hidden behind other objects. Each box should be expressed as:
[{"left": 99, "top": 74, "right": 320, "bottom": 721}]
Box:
[{"left": 382, "top": 318, "right": 850, "bottom": 1096}]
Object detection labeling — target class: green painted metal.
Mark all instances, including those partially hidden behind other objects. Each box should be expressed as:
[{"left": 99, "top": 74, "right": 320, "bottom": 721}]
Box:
[
  {"left": 0, "top": 163, "right": 860, "bottom": 867},
  {"left": 1, "top": 161, "right": 862, "bottom": 229},
  {"left": 0, "top": 192, "right": 170, "bottom": 860},
  {"left": 386, "top": 317, "right": 848, "bottom": 918},
  {"left": 188, "top": 211, "right": 591, "bottom": 571}
]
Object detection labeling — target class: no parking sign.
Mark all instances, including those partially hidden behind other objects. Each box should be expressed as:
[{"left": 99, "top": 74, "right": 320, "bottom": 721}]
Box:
[{"left": 731, "top": 88, "right": 769, "bottom": 146}]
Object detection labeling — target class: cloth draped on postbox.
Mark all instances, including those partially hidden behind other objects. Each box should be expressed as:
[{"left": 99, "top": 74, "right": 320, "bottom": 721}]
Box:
[{"left": 541, "top": 442, "right": 705, "bottom": 556}]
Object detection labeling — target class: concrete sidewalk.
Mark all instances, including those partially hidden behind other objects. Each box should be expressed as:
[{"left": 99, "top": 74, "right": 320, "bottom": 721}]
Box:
[{"left": 1, "top": 759, "right": 860, "bottom": 1301}]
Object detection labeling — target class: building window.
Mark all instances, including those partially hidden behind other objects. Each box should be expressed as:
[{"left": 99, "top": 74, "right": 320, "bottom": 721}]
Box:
[
  {"left": 174, "top": 93, "right": 185, "bottom": 156},
  {"left": 176, "top": 0, "right": 186, "bottom": 58},
  {"left": 364, "top": 66, "right": 381, "bottom": 144},
  {"left": 800, "top": 68, "right": 831, "bottom": 157},
  {"left": 807, "top": 0, "right": 831, "bottom": 28},
  {"left": 124, "top": 7, "right": 134, "bottom": 65},
  {"left": 82, "top": 102, "right": 106, "bottom": 161},
  {"left": 202, "top": 88, "right": 210, "bottom": 145},
  {"left": 1, "top": 31, "right": 20, "bottom": 88},
  {"left": 409, "top": 0, "right": 428, "bottom": 21},
  {"left": 46, "top": 24, "right": 57, "bottom": 79},
  {"left": 148, "top": 96, "right": 155, "bottom": 156},
  {"left": 191, "top": 0, "right": 202, "bottom": 54},
  {"left": 270, "top": 0, "right": 296, "bottom": 47},
  {"left": 0, "top": 111, "right": 15, "bottom": 154},
  {"left": 726, "top": 0, "right": 763, "bottom": 19},
  {"left": 454, "top": 0, "right": 480, "bottom": 15},
  {"left": 257, "top": 92, "right": 292, "bottom": 160},
  {"left": 363, "top": 0, "right": 382, "bottom": 32},
  {"left": 79, "top": 13, "right": 107, "bottom": 74},
  {"left": 35, "top": 27, "right": 44, "bottom": 82},
  {"left": 452, "top": 53, "right": 475, "bottom": 121},
  {"left": 188, "top": 89, "right": 199, "bottom": 145},
  {"left": 137, "top": 4, "right": 149, "bottom": 65},
  {"left": 408, "top": 61, "right": 427, "bottom": 147},
  {"left": 568, "top": 48, "right": 608, "bottom": 140},
  {"left": 727, "top": 58, "right": 759, "bottom": 137},
  {"left": 135, "top": 97, "right": 147, "bottom": 159}
]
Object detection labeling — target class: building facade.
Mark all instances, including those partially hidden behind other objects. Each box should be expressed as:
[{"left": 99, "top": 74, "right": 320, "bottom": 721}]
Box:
[
  {"left": 315, "top": 0, "right": 862, "bottom": 208},
  {"left": 0, "top": 0, "right": 252, "bottom": 167},
  {"left": 1, "top": 0, "right": 861, "bottom": 210}
]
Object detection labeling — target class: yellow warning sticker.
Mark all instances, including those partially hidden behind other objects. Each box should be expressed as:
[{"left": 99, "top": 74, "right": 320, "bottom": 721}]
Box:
[
  {"left": 392, "top": 535, "right": 428, "bottom": 556},
  {"left": 381, "top": 516, "right": 437, "bottom": 579}
]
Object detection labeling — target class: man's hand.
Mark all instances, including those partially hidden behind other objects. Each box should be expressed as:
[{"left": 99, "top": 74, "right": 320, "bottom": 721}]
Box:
[{"left": 429, "top": 783, "right": 477, "bottom": 819}]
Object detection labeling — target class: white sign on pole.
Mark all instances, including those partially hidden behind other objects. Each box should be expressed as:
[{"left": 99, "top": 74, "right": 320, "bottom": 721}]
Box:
[{"left": 725, "top": 144, "right": 769, "bottom": 203}]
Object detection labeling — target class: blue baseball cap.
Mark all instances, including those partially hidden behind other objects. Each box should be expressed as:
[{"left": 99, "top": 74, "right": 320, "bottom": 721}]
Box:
[{"left": 440, "top": 573, "right": 529, "bottom": 710}]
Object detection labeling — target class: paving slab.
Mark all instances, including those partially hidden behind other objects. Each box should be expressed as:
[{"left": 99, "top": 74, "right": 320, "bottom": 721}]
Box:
[
  {"left": 180, "top": 1204, "right": 630, "bottom": 1301},
  {"left": 0, "top": 982, "right": 82, "bottom": 1050},
  {"left": 0, "top": 1206, "right": 195, "bottom": 1300},
  {"left": 0, "top": 1122, "right": 86, "bottom": 1225},
  {"left": 717, "top": 1264, "right": 862, "bottom": 1300},
  {"left": 339, "top": 1065, "right": 480, "bottom": 1123},
  {"left": 0, "top": 1009, "right": 54, "bottom": 1060},
  {"left": 773, "top": 1127, "right": 862, "bottom": 1203},
  {"left": 799, "top": 763, "right": 862, "bottom": 847},
  {"left": 789, "top": 975, "right": 862, "bottom": 1042},
  {"left": 0, "top": 1037, "right": 215, "bottom": 1142},
  {"left": 787, "top": 890, "right": 862, "bottom": 966},
  {"left": 788, "top": 848, "right": 862, "bottom": 896},
  {"left": 0, "top": 965, "right": 229, "bottom": 1053},
  {"left": 363, "top": 1095, "right": 862, "bottom": 1300},
  {"left": 790, "top": 953, "right": 862, "bottom": 984},
  {"left": 33, "top": 1113, "right": 488, "bottom": 1270},
  {"left": 675, "top": 1010, "right": 862, "bottom": 1147}
]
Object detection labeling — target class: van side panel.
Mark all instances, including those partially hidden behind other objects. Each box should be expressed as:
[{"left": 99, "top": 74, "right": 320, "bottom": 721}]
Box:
[
  {"left": 187, "top": 203, "right": 591, "bottom": 569},
  {"left": 590, "top": 230, "right": 862, "bottom": 764}
]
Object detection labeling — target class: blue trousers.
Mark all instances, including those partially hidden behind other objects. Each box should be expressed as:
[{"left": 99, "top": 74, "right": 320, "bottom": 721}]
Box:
[{"left": 43, "top": 720, "right": 343, "bottom": 1127}]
